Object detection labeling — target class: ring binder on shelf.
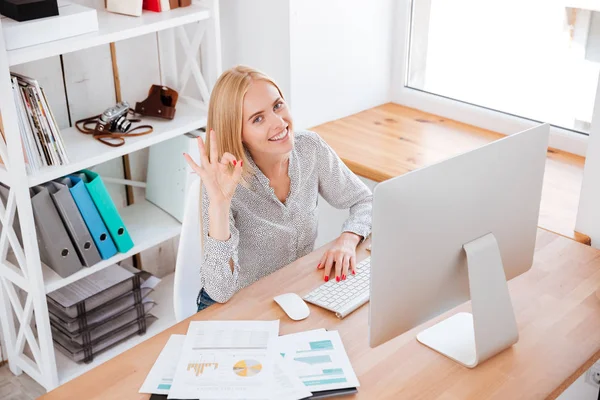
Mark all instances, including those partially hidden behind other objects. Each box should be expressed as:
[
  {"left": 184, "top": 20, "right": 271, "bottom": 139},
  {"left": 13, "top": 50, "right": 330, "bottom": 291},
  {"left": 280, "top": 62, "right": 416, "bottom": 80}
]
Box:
[
  {"left": 61, "top": 176, "right": 118, "bottom": 260},
  {"left": 30, "top": 185, "right": 83, "bottom": 277},
  {"left": 78, "top": 170, "right": 134, "bottom": 253},
  {"left": 43, "top": 180, "right": 102, "bottom": 267}
]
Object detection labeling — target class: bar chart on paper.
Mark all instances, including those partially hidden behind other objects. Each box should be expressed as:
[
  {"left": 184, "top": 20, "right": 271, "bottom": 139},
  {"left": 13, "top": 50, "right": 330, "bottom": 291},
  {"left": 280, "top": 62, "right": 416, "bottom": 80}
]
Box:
[
  {"left": 300, "top": 368, "right": 348, "bottom": 387},
  {"left": 294, "top": 355, "right": 333, "bottom": 366},
  {"left": 187, "top": 361, "right": 219, "bottom": 377},
  {"left": 277, "top": 330, "right": 360, "bottom": 393},
  {"left": 297, "top": 340, "right": 335, "bottom": 352}
]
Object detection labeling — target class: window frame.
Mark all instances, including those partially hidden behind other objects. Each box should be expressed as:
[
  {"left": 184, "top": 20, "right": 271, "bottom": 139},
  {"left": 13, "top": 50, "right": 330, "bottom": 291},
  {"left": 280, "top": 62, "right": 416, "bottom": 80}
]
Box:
[{"left": 391, "top": 0, "right": 599, "bottom": 157}]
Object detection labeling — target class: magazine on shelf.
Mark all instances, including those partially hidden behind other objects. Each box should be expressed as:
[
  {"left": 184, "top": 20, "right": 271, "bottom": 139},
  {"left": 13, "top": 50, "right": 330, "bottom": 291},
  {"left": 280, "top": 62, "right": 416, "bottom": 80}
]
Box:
[
  {"left": 10, "top": 72, "right": 69, "bottom": 171},
  {"left": 10, "top": 77, "right": 35, "bottom": 171}
]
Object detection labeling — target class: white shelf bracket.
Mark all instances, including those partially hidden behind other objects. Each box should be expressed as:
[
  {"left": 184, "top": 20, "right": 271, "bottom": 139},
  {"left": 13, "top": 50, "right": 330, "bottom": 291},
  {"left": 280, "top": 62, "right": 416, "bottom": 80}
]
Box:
[
  {"left": 0, "top": 188, "right": 28, "bottom": 279},
  {"left": 0, "top": 16, "right": 59, "bottom": 391},
  {"left": 2, "top": 279, "right": 43, "bottom": 372},
  {"left": 175, "top": 24, "right": 211, "bottom": 104}
]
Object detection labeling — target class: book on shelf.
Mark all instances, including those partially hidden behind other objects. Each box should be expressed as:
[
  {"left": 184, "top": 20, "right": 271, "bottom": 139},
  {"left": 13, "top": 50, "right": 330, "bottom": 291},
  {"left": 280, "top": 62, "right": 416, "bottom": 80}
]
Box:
[
  {"left": 143, "top": 0, "right": 191, "bottom": 12},
  {"left": 10, "top": 72, "right": 69, "bottom": 173}
]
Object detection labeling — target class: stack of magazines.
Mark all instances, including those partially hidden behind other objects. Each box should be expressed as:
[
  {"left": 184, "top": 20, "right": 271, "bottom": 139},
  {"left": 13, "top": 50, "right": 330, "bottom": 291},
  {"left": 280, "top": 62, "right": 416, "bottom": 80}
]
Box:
[
  {"left": 46, "top": 263, "right": 160, "bottom": 363},
  {"left": 10, "top": 72, "right": 69, "bottom": 172}
]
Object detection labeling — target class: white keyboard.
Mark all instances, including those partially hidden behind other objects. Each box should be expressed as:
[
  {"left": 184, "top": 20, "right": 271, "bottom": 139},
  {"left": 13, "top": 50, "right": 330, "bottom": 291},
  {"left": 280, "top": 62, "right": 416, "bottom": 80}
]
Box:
[{"left": 303, "top": 257, "right": 371, "bottom": 319}]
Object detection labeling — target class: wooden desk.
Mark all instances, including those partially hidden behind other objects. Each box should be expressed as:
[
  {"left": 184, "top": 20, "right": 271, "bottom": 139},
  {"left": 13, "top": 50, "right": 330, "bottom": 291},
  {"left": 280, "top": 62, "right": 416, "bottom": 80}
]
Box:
[
  {"left": 312, "top": 103, "right": 590, "bottom": 245},
  {"left": 40, "top": 229, "right": 600, "bottom": 400}
]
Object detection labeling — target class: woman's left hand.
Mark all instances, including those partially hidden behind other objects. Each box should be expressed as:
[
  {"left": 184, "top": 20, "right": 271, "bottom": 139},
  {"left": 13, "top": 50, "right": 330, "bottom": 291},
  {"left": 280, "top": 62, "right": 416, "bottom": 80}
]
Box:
[{"left": 317, "top": 232, "right": 362, "bottom": 282}]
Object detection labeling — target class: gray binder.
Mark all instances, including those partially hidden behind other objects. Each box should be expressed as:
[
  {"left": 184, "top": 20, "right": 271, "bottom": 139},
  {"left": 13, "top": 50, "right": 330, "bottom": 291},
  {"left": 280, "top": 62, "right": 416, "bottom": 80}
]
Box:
[
  {"left": 44, "top": 180, "right": 101, "bottom": 267},
  {"left": 30, "top": 185, "right": 83, "bottom": 277}
]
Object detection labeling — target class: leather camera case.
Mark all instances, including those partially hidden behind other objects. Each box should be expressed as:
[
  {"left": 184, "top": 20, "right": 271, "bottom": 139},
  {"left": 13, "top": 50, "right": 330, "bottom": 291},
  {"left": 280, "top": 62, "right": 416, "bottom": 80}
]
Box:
[{"left": 134, "top": 85, "right": 178, "bottom": 120}]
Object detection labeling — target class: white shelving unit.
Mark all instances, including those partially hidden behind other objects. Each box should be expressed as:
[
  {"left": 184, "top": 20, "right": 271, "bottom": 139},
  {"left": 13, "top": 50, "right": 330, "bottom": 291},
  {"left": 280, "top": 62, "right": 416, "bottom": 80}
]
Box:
[
  {"left": 5, "top": 3, "right": 211, "bottom": 66},
  {"left": 0, "top": 0, "right": 221, "bottom": 391}
]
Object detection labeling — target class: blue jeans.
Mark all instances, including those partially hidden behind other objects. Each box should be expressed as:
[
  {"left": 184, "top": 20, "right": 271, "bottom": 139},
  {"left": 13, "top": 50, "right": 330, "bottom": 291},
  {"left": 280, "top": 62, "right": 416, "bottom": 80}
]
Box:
[{"left": 197, "top": 288, "right": 216, "bottom": 312}]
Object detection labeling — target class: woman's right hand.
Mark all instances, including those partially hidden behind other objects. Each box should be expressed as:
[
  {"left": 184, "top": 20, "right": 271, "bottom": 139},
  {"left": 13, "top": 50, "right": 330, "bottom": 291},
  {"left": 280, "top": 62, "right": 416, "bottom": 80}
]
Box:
[{"left": 184, "top": 129, "right": 243, "bottom": 205}]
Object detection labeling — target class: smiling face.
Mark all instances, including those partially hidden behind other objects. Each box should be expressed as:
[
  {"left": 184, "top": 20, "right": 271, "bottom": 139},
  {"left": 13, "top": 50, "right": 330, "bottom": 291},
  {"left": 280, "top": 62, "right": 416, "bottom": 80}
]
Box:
[{"left": 241, "top": 79, "right": 294, "bottom": 158}]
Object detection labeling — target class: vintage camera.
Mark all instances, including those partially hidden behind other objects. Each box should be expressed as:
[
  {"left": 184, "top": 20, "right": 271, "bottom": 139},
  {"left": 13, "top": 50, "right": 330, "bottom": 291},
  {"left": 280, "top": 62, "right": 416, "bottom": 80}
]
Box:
[{"left": 96, "top": 101, "right": 132, "bottom": 133}]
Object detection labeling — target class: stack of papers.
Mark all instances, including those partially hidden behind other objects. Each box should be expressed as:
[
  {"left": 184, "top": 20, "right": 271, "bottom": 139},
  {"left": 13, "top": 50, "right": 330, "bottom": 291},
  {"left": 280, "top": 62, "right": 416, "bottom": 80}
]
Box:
[
  {"left": 140, "top": 321, "right": 359, "bottom": 399},
  {"left": 48, "top": 264, "right": 161, "bottom": 363}
]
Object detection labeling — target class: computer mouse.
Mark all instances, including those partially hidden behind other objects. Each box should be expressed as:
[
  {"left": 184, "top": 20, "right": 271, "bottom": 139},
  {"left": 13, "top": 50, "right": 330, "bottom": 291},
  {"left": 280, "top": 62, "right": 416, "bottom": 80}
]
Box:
[{"left": 273, "top": 293, "right": 310, "bottom": 321}]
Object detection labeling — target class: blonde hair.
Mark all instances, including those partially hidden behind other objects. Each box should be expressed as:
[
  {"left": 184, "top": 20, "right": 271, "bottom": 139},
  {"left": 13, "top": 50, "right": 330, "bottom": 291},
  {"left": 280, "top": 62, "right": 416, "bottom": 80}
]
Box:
[{"left": 205, "top": 65, "right": 284, "bottom": 179}]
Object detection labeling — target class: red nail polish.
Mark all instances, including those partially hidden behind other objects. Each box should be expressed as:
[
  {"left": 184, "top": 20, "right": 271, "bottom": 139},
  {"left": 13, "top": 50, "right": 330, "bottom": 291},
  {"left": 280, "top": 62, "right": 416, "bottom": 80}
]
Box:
[
  {"left": 336, "top": 276, "right": 340, "bottom": 282},
  {"left": 342, "top": 275, "right": 346, "bottom": 280},
  {"left": 324, "top": 276, "right": 329, "bottom": 282},
  {"left": 240, "top": 160, "right": 244, "bottom": 167},
  {"left": 352, "top": 270, "right": 356, "bottom": 275},
  {"left": 233, "top": 160, "right": 237, "bottom": 166},
  {"left": 317, "top": 263, "right": 321, "bottom": 269}
]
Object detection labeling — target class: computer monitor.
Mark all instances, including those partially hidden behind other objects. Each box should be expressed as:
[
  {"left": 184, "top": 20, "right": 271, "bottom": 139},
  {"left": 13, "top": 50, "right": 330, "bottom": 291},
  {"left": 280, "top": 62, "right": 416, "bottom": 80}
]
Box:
[{"left": 368, "top": 123, "right": 550, "bottom": 368}]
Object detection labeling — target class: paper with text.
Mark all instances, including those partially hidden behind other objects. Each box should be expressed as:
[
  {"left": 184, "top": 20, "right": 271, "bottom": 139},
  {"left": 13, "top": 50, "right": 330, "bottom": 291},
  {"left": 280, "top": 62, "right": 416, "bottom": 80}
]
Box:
[
  {"left": 168, "top": 320, "right": 280, "bottom": 399},
  {"left": 139, "top": 334, "right": 185, "bottom": 395},
  {"left": 277, "top": 330, "right": 359, "bottom": 393}
]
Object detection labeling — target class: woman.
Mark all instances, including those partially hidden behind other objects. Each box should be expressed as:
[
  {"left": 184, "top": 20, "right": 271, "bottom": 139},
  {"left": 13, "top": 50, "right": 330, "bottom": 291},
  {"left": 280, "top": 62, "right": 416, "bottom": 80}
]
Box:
[{"left": 184, "top": 66, "right": 373, "bottom": 311}]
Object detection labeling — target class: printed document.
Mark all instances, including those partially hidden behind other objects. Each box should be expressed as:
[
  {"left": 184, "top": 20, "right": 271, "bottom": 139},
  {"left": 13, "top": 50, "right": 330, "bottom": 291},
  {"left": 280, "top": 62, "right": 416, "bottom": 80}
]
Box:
[
  {"left": 277, "top": 330, "right": 360, "bottom": 393},
  {"left": 168, "top": 320, "right": 279, "bottom": 399},
  {"left": 139, "top": 334, "right": 185, "bottom": 394}
]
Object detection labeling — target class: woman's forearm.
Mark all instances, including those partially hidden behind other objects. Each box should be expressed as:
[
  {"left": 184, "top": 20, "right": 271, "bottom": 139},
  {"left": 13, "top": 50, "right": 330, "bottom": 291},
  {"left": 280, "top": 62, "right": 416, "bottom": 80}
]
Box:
[{"left": 208, "top": 201, "right": 231, "bottom": 241}]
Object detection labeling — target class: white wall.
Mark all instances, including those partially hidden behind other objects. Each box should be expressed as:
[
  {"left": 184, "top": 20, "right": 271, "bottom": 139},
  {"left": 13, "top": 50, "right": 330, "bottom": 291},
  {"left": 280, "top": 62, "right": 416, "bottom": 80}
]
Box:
[
  {"left": 220, "top": 0, "right": 394, "bottom": 130},
  {"left": 576, "top": 73, "right": 600, "bottom": 247},
  {"left": 289, "top": 0, "right": 394, "bottom": 129},
  {"left": 219, "top": 0, "right": 292, "bottom": 105},
  {"left": 586, "top": 12, "right": 600, "bottom": 63}
]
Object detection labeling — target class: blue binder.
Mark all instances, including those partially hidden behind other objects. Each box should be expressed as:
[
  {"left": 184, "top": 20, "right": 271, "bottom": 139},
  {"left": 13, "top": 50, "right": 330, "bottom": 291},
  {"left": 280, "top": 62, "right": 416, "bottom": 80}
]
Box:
[
  {"left": 61, "top": 176, "right": 117, "bottom": 260},
  {"left": 78, "top": 170, "right": 134, "bottom": 253}
]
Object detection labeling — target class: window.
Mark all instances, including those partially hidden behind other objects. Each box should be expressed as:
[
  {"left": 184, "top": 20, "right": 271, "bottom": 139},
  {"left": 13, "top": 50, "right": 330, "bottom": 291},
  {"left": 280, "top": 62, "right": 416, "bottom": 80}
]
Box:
[{"left": 406, "top": 0, "right": 600, "bottom": 134}]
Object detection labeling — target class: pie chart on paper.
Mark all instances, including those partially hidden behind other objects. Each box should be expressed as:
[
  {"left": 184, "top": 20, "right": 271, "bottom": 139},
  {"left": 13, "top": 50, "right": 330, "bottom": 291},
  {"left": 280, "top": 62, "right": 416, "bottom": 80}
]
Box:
[{"left": 233, "top": 359, "right": 262, "bottom": 377}]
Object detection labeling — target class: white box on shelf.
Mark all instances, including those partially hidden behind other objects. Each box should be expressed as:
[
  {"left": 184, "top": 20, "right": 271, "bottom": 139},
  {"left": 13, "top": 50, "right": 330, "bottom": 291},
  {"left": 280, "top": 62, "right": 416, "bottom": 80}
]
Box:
[
  {"left": 145, "top": 129, "right": 205, "bottom": 223},
  {"left": 1, "top": 1, "right": 99, "bottom": 51},
  {"left": 106, "top": 0, "right": 143, "bottom": 17}
]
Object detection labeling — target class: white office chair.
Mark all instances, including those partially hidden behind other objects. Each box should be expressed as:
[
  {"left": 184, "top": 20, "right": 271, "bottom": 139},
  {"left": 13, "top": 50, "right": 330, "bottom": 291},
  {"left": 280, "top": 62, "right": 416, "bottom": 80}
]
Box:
[{"left": 173, "top": 176, "right": 203, "bottom": 323}]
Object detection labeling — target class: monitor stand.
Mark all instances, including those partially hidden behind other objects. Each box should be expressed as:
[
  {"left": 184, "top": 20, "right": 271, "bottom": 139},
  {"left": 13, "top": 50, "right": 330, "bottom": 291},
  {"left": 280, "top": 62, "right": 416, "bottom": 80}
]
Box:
[{"left": 416, "top": 233, "right": 519, "bottom": 368}]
